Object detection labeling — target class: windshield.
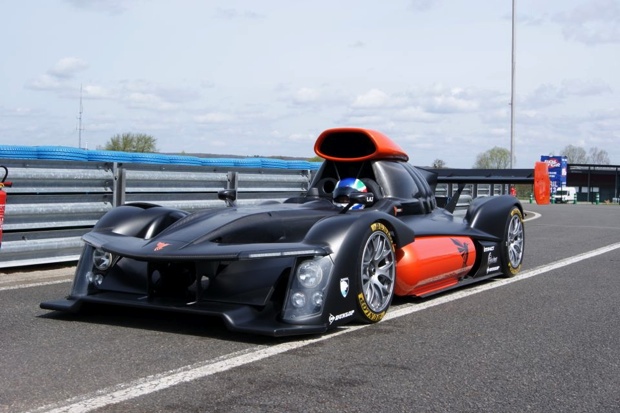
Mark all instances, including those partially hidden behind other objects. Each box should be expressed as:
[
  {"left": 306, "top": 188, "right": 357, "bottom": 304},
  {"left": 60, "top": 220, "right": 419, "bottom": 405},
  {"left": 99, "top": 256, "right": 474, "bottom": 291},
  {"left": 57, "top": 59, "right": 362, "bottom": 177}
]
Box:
[{"left": 556, "top": 190, "right": 568, "bottom": 195}]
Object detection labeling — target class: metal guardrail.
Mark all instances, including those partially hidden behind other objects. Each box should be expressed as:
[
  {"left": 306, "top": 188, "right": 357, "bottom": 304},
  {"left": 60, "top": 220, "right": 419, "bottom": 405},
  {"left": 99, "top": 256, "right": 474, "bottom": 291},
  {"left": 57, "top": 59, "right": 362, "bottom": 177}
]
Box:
[{"left": 0, "top": 159, "right": 312, "bottom": 268}]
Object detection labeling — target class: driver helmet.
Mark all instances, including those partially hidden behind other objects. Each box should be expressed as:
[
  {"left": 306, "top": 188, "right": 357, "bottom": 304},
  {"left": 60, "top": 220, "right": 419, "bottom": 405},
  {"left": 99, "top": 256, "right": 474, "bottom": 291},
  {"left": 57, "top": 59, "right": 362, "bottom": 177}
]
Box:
[{"left": 333, "top": 178, "right": 367, "bottom": 209}]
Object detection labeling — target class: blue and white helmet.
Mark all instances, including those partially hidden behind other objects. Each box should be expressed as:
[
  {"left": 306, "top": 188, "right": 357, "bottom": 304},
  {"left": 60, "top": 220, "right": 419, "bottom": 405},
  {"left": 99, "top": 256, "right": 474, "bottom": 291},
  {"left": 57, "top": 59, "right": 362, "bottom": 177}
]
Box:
[{"left": 333, "top": 178, "right": 367, "bottom": 209}]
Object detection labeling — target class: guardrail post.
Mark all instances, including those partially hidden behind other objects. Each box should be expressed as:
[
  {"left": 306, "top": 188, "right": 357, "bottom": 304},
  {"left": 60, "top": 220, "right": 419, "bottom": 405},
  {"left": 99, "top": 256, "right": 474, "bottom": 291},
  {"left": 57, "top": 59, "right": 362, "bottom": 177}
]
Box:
[
  {"left": 227, "top": 171, "right": 238, "bottom": 191},
  {"left": 300, "top": 170, "right": 310, "bottom": 191},
  {"left": 112, "top": 163, "right": 126, "bottom": 207}
]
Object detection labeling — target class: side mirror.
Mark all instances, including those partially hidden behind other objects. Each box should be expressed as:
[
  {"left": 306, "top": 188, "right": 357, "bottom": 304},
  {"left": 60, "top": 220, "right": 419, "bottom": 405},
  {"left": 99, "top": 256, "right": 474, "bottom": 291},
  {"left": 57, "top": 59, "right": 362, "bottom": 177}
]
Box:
[{"left": 218, "top": 189, "right": 237, "bottom": 207}]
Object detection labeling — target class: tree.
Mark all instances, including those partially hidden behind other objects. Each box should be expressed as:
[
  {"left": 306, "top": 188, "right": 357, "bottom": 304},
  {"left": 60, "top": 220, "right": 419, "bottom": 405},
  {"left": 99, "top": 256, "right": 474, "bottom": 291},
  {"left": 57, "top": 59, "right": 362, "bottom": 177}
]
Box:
[
  {"left": 588, "top": 147, "right": 610, "bottom": 165},
  {"left": 432, "top": 159, "right": 447, "bottom": 169},
  {"left": 105, "top": 133, "right": 158, "bottom": 152},
  {"left": 560, "top": 145, "right": 588, "bottom": 164},
  {"left": 473, "top": 147, "right": 511, "bottom": 169},
  {"left": 558, "top": 144, "right": 610, "bottom": 164}
]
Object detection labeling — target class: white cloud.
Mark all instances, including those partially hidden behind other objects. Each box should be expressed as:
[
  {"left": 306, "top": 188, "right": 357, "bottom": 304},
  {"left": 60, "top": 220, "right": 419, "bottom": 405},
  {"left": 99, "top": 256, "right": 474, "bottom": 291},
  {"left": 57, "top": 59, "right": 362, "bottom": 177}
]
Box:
[
  {"left": 393, "top": 107, "right": 438, "bottom": 123},
  {"left": 48, "top": 57, "right": 89, "bottom": 79},
  {"left": 292, "top": 88, "right": 320, "bottom": 104},
  {"left": 352, "top": 89, "right": 391, "bottom": 108},
  {"left": 126, "top": 93, "right": 176, "bottom": 111},
  {"left": 408, "top": 0, "right": 437, "bottom": 12},
  {"left": 83, "top": 84, "right": 116, "bottom": 100},
  {"left": 286, "top": 132, "right": 315, "bottom": 143},
  {"left": 64, "top": 0, "right": 132, "bottom": 15},
  {"left": 555, "top": 0, "right": 620, "bottom": 45},
  {"left": 193, "top": 112, "right": 236, "bottom": 124},
  {"left": 523, "top": 79, "right": 612, "bottom": 109},
  {"left": 26, "top": 58, "right": 89, "bottom": 91},
  {"left": 214, "top": 7, "right": 263, "bottom": 20},
  {"left": 421, "top": 87, "right": 480, "bottom": 114},
  {"left": 27, "top": 74, "right": 64, "bottom": 91},
  {"left": 559, "top": 79, "right": 612, "bottom": 97}
]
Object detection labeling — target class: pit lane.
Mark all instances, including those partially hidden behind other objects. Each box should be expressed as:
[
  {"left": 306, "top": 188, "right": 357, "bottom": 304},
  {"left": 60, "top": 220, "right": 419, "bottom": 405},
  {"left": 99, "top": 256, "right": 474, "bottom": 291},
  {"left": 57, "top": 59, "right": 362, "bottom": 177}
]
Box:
[{"left": 1, "top": 203, "right": 619, "bottom": 413}]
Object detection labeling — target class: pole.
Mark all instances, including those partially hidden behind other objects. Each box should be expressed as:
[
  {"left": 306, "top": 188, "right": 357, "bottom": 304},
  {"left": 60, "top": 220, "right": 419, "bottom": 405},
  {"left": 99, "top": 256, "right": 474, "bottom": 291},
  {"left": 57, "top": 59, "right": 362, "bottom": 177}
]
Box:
[
  {"left": 78, "top": 84, "right": 83, "bottom": 149},
  {"left": 510, "top": 0, "right": 516, "bottom": 169}
]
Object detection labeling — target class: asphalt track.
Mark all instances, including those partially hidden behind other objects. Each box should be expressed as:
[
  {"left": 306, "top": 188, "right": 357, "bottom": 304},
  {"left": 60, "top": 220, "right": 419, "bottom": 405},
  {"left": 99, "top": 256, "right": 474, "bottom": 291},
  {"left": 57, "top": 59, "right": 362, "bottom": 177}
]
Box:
[{"left": 1, "top": 203, "right": 619, "bottom": 412}]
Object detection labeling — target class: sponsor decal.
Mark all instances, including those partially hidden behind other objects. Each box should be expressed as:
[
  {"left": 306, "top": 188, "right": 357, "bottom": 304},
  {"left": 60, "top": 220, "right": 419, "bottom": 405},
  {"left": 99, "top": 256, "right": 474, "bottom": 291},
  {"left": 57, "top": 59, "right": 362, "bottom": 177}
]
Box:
[
  {"left": 329, "top": 310, "right": 355, "bottom": 325},
  {"left": 487, "top": 265, "right": 501, "bottom": 274},
  {"left": 483, "top": 246, "right": 495, "bottom": 252},
  {"left": 357, "top": 292, "right": 386, "bottom": 322},
  {"left": 450, "top": 238, "right": 470, "bottom": 268},
  {"left": 488, "top": 253, "right": 498, "bottom": 265},
  {"left": 545, "top": 159, "right": 561, "bottom": 168},
  {"left": 340, "top": 277, "right": 350, "bottom": 298},
  {"left": 154, "top": 242, "right": 170, "bottom": 251}
]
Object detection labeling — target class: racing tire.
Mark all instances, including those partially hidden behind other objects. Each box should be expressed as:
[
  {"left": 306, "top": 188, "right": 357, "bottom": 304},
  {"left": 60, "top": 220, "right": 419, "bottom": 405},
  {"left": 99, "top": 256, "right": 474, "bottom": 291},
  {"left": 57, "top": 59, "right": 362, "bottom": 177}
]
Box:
[
  {"left": 356, "top": 222, "right": 396, "bottom": 323},
  {"left": 501, "top": 206, "right": 524, "bottom": 277}
]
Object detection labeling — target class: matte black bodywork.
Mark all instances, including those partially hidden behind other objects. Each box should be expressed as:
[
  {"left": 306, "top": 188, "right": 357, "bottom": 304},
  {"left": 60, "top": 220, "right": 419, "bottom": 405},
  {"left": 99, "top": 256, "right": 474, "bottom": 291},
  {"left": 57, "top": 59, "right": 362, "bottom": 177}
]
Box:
[{"left": 41, "top": 139, "right": 524, "bottom": 337}]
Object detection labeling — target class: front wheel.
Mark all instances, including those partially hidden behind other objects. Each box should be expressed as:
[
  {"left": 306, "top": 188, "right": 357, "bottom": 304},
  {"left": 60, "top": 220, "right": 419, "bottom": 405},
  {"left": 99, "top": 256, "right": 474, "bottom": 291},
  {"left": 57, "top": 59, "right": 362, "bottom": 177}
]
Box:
[
  {"left": 501, "top": 207, "right": 524, "bottom": 277},
  {"left": 356, "top": 222, "right": 396, "bottom": 323}
]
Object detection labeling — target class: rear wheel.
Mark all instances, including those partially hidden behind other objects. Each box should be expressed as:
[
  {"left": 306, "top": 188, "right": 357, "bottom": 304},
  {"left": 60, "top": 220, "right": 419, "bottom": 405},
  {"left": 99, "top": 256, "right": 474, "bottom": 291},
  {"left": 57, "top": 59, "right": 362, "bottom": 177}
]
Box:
[
  {"left": 501, "top": 207, "right": 524, "bottom": 277},
  {"left": 356, "top": 222, "right": 396, "bottom": 323}
]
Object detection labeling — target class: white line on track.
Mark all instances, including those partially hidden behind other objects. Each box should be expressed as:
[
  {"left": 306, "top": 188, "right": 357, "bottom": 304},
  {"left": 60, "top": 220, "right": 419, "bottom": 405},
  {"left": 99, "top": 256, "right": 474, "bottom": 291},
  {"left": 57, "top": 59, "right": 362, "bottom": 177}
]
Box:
[
  {"left": 523, "top": 209, "right": 541, "bottom": 222},
  {"left": 0, "top": 279, "right": 70, "bottom": 292},
  {"left": 27, "top": 240, "right": 620, "bottom": 413}
]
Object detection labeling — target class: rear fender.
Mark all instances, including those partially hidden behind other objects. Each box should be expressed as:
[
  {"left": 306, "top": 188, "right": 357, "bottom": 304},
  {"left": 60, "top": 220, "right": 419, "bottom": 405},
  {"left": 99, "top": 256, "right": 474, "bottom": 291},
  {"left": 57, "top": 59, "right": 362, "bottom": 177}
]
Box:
[{"left": 464, "top": 195, "right": 522, "bottom": 240}]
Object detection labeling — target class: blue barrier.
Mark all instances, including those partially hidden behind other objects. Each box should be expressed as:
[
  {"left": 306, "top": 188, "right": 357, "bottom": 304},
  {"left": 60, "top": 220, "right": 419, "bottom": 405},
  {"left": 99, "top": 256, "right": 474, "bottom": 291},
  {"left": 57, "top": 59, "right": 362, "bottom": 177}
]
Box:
[
  {"left": 0, "top": 145, "right": 321, "bottom": 170},
  {"left": 0, "top": 145, "right": 38, "bottom": 159}
]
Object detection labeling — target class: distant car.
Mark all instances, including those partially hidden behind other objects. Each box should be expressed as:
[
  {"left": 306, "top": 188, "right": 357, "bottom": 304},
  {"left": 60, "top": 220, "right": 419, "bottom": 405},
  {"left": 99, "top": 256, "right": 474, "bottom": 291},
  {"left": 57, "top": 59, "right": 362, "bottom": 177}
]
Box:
[
  {"left": 41, "top": 128, "right": 525, "bottom": 337},
  {"left": 554, "top": 187, "right": 577, "bottom": 203}
]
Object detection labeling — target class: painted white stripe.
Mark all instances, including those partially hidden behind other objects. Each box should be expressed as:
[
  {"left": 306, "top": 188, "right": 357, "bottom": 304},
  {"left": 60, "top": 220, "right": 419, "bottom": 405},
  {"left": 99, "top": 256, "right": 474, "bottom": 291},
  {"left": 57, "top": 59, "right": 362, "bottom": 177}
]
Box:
[
  {"left": 0, "top": 279, "right": 70, "bottom": 292},
  {"left": 27, "top": 241, "right": 620, "bottom": 413},
  {"left": 523, "top": 210, "right": 541, "bottom": 222}
]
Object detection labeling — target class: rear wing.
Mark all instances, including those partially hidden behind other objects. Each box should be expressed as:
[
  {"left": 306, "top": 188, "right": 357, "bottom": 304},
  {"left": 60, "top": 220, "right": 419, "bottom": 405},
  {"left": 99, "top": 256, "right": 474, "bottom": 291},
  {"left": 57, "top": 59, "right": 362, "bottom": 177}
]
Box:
[{"left": 422, "top": 162, "right": 550, "bottom": 213}]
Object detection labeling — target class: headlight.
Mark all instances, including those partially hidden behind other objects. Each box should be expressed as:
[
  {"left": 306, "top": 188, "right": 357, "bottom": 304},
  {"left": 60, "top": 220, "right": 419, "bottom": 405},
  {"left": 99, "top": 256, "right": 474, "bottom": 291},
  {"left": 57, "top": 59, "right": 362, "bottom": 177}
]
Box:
[
  {"left": 282, "top": 256, "right": 333, "bottom": 322},
  {"left": 291, "top": 292, "right": 306, "bottom": 308},
  {"left": 311, "top": 291, "right": 324, "bottom": 306},
  {"left": 86, "top": 271, "right": 104, "bottom": 286},
  {"left": 296, "top": 260, "right": 323, "bottom": 288},
  {"left": 92, "top": 248, "right": 113, "bottom": 271}
]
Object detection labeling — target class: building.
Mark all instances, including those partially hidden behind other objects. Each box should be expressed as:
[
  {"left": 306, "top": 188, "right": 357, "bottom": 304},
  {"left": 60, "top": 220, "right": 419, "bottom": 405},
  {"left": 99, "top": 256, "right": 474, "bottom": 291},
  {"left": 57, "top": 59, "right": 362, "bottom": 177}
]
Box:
[{"left": 567, "top": 164, "right": 620, "bottom": 203}]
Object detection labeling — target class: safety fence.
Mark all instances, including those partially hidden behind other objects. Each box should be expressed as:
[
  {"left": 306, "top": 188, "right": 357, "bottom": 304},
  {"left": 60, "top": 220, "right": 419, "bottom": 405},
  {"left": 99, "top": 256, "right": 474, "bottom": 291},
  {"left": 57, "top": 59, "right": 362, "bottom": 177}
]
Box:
[{"left": 0, "top": 157, "right": 317, "bottom": 269}]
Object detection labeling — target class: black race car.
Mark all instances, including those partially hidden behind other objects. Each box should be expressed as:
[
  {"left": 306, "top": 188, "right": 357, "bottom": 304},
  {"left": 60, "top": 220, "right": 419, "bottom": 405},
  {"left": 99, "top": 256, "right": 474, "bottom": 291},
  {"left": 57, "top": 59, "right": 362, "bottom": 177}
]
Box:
[{"left": 41, "top": 128, "right": 526, "bottom": 336}]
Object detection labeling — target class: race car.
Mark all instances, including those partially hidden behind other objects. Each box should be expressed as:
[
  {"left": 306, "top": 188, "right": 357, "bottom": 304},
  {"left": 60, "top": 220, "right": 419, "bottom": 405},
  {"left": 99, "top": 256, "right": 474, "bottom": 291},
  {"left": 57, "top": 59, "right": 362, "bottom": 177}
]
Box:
[{"left": 41, "top": 127, "right": 527, "bottom": 337}]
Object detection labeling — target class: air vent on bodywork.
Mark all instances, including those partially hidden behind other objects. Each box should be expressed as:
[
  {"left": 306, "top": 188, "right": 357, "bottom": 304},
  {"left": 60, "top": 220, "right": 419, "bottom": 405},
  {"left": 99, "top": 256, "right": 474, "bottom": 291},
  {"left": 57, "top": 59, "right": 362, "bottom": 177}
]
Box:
[{"left": 314, "top": 127, "right": 409, "bottom": 162}]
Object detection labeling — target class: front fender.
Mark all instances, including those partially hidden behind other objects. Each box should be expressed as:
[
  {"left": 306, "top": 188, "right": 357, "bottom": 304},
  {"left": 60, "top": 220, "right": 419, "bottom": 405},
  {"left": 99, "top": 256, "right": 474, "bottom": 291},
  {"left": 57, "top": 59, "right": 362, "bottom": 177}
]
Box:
[
  {"left": 303, "top": 211, "right": 414, "bottom": 328},
  {"left": 94, "top": 204, "right": 189, "bottom": 239},
  {"left": 304, "top": 211, "right": 414, "bottom": 252}
]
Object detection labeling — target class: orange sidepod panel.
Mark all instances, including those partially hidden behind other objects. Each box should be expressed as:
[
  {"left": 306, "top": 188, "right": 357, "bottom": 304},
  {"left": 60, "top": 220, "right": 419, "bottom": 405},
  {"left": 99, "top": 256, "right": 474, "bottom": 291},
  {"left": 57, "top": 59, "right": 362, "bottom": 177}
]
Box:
[
  {"left": 534, "top": 161, "right": 550, "bottom": 205},
  {"left": 394, "top": 236, "right": 476, "bottom": 297},
  {"left": 314, "top": 127, "right": 409, "bottom": 162}
]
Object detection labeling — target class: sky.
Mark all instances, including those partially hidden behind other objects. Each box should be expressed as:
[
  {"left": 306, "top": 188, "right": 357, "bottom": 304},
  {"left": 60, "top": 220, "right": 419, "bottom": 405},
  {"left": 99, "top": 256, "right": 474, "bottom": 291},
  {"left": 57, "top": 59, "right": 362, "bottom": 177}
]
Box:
[{"left": 1, "top": 0, "right": 619, "bottom": 167}]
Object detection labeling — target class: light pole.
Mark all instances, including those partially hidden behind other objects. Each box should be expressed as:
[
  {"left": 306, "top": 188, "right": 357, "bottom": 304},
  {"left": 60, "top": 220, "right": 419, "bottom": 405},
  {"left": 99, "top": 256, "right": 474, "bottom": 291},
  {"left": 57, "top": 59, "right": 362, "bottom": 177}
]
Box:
[{"left": 510, "top": 0, "right": 516, "bottom": 168}]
